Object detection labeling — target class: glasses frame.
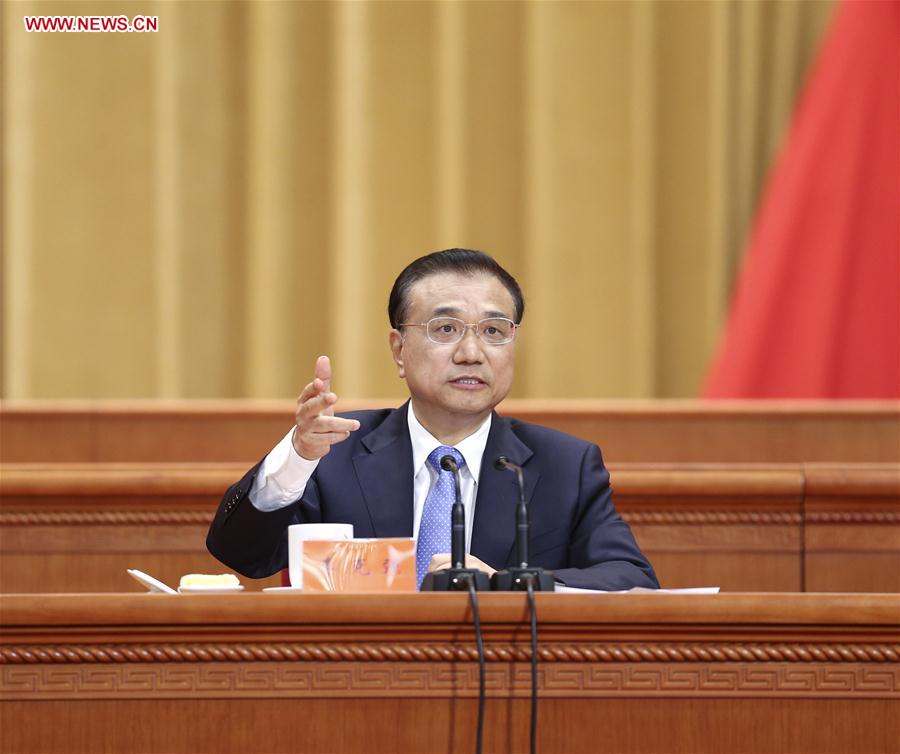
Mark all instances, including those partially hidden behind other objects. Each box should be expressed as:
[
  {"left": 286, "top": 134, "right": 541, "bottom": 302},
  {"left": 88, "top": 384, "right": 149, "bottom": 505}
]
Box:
[{"left": 398, "top": 316, "right": 520, "bottom": 345}]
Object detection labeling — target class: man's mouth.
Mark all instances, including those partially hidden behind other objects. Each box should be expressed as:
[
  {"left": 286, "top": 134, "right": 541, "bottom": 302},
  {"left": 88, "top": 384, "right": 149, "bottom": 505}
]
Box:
[{"left": 449, "top": 376, "right": 487, "bottom": 387}]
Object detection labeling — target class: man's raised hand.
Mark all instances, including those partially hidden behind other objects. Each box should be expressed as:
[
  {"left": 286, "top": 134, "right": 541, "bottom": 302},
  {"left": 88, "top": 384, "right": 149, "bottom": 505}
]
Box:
[{"left": 292, "top": 356, "right": 360, "bottom": 460}]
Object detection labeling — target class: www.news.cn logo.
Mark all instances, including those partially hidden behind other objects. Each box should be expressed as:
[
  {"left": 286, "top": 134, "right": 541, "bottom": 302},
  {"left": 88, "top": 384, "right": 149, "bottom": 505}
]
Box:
[{"left": 24, "top": 15, "right": 159, "bottom": 33}]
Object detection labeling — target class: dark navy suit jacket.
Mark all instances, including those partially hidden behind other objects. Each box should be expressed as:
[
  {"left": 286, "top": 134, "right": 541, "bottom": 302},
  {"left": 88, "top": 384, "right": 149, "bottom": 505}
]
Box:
[{"left": 207, "top": 404, "right": 658, "bottom": 590}]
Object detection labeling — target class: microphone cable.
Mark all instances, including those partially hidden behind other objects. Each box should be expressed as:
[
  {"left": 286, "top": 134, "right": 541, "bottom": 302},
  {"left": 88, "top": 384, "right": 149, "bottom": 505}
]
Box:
[
  {"left": 468, "top": 577, "right": 486, "bottom": 754},
  {"left": 526, "top": 577, "right": 538, "bottom": 754}
]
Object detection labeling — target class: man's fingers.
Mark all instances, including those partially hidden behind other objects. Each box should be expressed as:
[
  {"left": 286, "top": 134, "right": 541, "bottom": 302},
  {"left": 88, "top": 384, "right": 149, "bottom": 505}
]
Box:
[
  {"left": 297, "top": 391, "right": 337, "bottom": 418},
  {"left": 427, "top": 554, "right": 496, "bottom": 576},
  {"left": 293, "top": 356, "right": 353, "bottom": 460},
  {"left": 297, "top": 375, "right": 330, "bottom": 405},
  {"left": 314, "top": 355, "right": 332, "bottom": 394},
  {"left": 297, "top": 380, "right": 318, "bottom": 404},
  {"left": 297, "top": 356, "right": 334, "bottom": 407},
  {"left": 309, "top": 415, "right": 360, "bottom": 434},
  {"left": 293, "top": 422, "right": 358, "bottom": 459},
  {"left": 305, "top": 431, "right": 352, "bottom": 445}
]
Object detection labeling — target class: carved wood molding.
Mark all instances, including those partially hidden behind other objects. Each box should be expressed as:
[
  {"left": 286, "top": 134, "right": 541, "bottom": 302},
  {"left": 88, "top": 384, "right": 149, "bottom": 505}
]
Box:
[
  {"left": 3, "top": 662, "right": 897, "bottom": 701},
  {"left": 0, "top": 511, "right": 212, "bottom": 526},
  {"left": 622, "top": 512, "right": 802, "bottom": 525},
  {"left": 623, "top": 511, "right": 899, "bottom": 525},
  {"left": 1, "top": 511, "right": 801, "bottom": 527},
  {"left": 3, "top": 510, "right": 896, "bottom": 527},
  {"left": 3, "top": 642, "right": 897, "bottom": 665},
  {"left": 805, "top": 512, "right": 900, "bottom": 524}
]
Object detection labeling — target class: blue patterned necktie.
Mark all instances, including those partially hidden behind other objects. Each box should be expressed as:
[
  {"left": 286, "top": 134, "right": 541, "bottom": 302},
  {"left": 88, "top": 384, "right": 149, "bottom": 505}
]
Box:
[{"left": 416, "top": 446, "right": 466, "bottom": 589}]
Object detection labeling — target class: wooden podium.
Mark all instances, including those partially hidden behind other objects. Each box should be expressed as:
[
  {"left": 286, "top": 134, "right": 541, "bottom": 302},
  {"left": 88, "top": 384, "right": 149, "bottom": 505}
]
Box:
[{"left": 1, "top": 592, "right": 897, "bottom": 753}]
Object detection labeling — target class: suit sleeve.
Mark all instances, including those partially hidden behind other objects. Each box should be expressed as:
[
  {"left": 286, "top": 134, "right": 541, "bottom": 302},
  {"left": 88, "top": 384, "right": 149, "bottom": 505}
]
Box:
[
  {"left": 206, "top": 460, "right": 324, "bottom": 579},
  {"left": 551, "top": 444, "right": 659, "bottom": 590}
]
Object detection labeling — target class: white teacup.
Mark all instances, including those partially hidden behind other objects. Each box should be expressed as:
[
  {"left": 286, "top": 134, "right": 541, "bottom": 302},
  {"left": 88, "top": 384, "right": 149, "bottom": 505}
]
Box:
[{"left": 288, "top": 523, "right": 354, "bottom": 588}]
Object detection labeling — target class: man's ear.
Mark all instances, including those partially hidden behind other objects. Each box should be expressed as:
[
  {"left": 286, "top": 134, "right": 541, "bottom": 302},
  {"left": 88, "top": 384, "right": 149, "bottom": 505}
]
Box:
[{"left": 389, "top": 330, "right": 405, "bottom": 378}]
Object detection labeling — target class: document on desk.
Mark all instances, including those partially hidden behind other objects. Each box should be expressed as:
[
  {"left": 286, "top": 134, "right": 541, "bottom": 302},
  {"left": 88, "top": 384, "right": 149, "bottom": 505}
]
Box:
[{"left": 555, "top": 585, "right": 720, "bottom": 594}]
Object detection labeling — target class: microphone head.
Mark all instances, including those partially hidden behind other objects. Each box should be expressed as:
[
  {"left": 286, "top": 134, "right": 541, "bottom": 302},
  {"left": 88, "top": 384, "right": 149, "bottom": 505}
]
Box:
[
  {"left": 440, "top": 454, "right": 459, "bottom": 472},
  {"left": 494, "top": 456, "right": 509, "bottom": 471}
]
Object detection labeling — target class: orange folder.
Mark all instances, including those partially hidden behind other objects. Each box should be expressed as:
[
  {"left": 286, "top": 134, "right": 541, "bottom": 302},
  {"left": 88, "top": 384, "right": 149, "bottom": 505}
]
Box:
[{"left": 300, "top": 538, "right": 417, "bottom": 592}]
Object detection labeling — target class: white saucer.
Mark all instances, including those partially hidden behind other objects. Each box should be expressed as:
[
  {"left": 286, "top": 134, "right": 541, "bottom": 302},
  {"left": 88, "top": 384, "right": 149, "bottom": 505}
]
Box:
[
  {"left": 262, "top": 586, "right": 304, "bottom": 593},
  {"left": 177, "top": 585, "right": 245, "bottom": 594}
]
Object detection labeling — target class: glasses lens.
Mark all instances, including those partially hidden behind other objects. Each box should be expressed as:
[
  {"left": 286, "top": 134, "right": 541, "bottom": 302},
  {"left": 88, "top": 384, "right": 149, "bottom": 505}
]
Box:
[
  {"left": 478, "top": 318, "right": 515, "bottom": 344},
  {"left": 427, "top": 317, "right": 463, "bottom": 343}
]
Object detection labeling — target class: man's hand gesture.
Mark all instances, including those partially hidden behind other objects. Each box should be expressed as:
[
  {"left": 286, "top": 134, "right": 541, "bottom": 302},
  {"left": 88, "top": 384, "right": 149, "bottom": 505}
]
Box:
[{"left": 292, "top": 356, "right": 360, "bottom": 460}]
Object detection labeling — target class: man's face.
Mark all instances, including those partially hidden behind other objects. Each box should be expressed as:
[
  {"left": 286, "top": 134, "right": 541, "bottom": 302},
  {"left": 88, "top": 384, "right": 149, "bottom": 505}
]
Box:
[{"left": 389, "top": 271, "right": 517, "bottom": 429}]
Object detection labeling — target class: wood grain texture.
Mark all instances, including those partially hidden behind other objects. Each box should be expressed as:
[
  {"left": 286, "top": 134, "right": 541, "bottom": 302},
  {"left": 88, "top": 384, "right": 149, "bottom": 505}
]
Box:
[
  {"left": 1, "top": 593, "right": 898, "bottom": 754},
  {"left": 2, "top": 592, "right": 897, "bottom": 632},
  {"left": 3, "top": 399, "right": 898, "bottom": 462}
]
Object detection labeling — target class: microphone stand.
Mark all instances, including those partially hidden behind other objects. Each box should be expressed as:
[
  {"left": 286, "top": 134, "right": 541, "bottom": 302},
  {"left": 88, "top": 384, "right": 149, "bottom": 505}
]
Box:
[
  {"left": 491, "top": 456, "right": 551, "bottom": 754},
  {"left": 420, "top": 455, "right": 490, "bottom": 592},
  {"left": 419, "top": 454, "right": 490, "bottom": 754},
  {"left": 490, "top": 457, "right": 555, "bottom": 592}
]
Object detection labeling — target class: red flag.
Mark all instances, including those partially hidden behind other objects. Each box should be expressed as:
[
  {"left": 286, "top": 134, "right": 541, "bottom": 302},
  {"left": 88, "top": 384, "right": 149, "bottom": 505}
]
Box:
[{"left": 704, "top": 0, "right": 899, "bottom": 398}]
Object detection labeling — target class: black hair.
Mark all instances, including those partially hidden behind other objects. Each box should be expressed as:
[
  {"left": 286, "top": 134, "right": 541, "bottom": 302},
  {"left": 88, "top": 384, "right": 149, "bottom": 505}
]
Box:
[{"left": 387, "top": 248, "right": 525, "bottom": 328}]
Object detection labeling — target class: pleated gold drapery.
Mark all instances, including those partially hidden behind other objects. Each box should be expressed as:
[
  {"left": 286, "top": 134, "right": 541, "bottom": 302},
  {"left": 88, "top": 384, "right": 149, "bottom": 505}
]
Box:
[{"left": 2, "top": 0, "right": 833, "bottom": 400}]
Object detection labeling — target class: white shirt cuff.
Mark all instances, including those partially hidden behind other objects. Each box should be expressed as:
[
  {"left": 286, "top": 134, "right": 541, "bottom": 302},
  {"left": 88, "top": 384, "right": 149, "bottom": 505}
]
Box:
[{"left": 249, "top": 428, "right": 320, "bottom": 512}]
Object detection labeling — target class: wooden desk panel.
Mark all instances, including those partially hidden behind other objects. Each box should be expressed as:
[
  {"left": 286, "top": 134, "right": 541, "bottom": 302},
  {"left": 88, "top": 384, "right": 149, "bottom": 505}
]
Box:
[
  {"left": 0, "top": 463, "right": 801, "bottom": 594},
  {"left": 613, "top": 465, "right": 805, "bottom": 591},
  {"left": 0, "top": 463, "right": 281, "bottom": 593},
  {"left": 3, "top": 399, "right": 898, "bottom": 463},
  {"left": 3, "top": 463, "right": 896, "bottom": 594},
  {"left": 1, "top": 593, "right": 898, "bottom": 754},
  {"left": 803, "top": 465, "right": 900, "bottom": 593}
]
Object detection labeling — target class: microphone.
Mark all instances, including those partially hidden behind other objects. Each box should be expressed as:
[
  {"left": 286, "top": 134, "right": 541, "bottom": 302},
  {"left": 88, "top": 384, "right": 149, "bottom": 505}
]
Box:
[
  {"left": 490, "top": 456, "right": 556, "bottom": 593},
  {"left": 494, "top": 456, "right": 529, "bottom": 567},
  {"left": 440, "top": 454, "right": 465, "bottom": 570},
  {"left": 420, "top": 454, "right": 490, "bottom": 593}
]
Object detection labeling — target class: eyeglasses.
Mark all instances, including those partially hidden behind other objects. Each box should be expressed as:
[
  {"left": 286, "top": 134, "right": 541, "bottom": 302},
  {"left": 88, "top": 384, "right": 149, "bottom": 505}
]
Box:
[{"left": 399, "top": 317, "right": 519, "bottom": 345}]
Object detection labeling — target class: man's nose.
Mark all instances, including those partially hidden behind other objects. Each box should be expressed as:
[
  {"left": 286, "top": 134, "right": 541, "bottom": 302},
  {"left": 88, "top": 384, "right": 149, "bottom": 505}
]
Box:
[{"left": 452, "top": 327, "right": 484, "bottom": 362}]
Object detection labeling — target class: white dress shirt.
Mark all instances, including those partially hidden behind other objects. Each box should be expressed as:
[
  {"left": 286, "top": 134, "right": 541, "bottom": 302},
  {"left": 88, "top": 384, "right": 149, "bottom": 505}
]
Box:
[{"left": 250, "top": 403, "right": 492, "bottom": 551}]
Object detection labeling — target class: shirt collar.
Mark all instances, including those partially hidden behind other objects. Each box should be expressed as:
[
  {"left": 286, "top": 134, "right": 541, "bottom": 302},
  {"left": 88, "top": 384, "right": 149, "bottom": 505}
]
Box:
[{"left": 407, "top": 402, "right": 492, "bottom": 482}]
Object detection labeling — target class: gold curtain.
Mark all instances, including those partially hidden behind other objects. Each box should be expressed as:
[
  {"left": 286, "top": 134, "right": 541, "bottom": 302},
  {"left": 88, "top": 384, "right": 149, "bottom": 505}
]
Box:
[{"left": 1, "top": 0, "right": 834, "bottom": 400}]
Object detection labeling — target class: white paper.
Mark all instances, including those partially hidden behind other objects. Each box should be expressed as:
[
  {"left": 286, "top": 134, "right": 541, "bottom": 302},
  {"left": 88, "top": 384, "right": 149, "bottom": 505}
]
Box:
[
  {"left": 126, "top": 568, "right": 177, "bottom": 594},
  {"left": 554, "top": 585, "right": 720, "bottom": 594}
]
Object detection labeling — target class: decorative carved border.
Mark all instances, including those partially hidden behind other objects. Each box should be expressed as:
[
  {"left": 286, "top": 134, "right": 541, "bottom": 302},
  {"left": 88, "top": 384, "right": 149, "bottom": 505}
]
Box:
[
  {"left": 3, "top": 662, "right": 897, "bottom": 700},
  {"left": 3, "top": 642, "right": 897, "bottom": 665},
  {"left": 623, "top": 512, "right": 802, "bottom": 525},
  {"left": 805, "top": 512, "right": 900, "bottom": 524},
  {"left": 0, "top": 511, "right": 212, "bottom": 526},
  {"left": 2, "top": 510, "right": 896, "bottom": 527}
]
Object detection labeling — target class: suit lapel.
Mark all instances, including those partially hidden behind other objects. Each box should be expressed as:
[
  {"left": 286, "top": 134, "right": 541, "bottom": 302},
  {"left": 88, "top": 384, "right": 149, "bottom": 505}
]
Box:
[
  {"left": 471, "top": 414, "right": 539, "bottom": 568},
  {"left": 352, "top": 403, "right": 415, "bottom": 537}
]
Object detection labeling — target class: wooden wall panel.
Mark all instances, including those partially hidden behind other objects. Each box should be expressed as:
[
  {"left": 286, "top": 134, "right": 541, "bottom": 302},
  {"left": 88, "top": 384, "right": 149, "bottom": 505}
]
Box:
[
  {"left": 3, "top": 400, "right": 898, "bottom": 463},
  {"left": 4, "top": 698, "right": 899, "bottom": 754}
]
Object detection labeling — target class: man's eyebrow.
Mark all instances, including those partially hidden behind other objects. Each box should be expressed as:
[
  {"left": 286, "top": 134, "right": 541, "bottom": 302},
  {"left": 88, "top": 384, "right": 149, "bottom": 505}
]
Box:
[
  {"left": 431, "top": 305, "right": 513, "bottom": 319},
  {"left": 432, "top": 306, "right": 463, "bottom": 317}
]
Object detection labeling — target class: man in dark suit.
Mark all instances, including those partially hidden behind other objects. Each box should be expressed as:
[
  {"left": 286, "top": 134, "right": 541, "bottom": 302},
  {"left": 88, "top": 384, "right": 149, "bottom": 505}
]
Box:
[{"left": 207, "top": 249, "right": 657, "bottom": 590}]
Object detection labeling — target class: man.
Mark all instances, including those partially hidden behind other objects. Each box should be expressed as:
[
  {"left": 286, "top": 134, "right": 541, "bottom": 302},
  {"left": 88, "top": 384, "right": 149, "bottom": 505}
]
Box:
[{"left": 207, "top": 249, "right": 658, "bottom": 590}]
